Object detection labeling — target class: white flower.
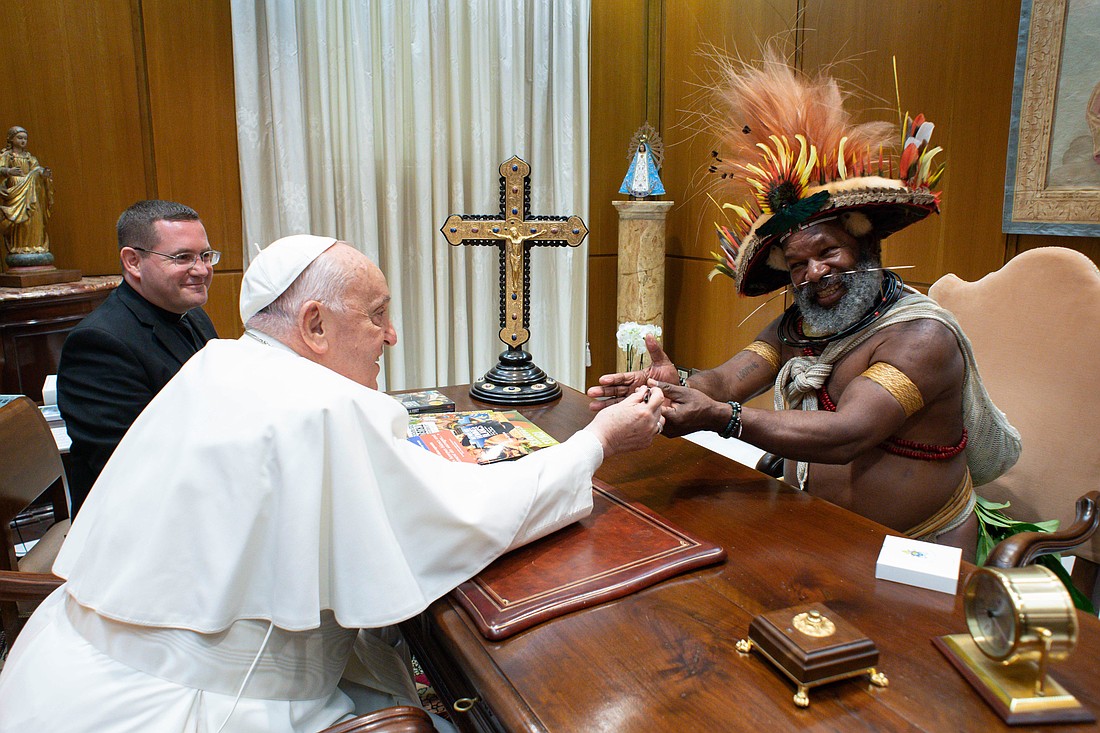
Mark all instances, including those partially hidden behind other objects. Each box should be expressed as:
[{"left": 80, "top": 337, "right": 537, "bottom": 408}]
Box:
[
  {"left": 616, "top": 321, "right": 640, "bottom": 351},
  {"left": 616, "top": 322, "right": 662, "bottom": 370}
]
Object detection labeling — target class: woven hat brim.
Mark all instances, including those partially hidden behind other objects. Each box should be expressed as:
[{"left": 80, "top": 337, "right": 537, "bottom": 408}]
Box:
[{"left": 734, "top": 182, "right": 940, "bottom": 296}]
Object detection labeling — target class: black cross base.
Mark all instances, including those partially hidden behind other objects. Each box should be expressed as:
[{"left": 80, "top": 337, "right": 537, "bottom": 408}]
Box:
[{"left": 470, "top": 347, "right": 561, "bottom": 405}]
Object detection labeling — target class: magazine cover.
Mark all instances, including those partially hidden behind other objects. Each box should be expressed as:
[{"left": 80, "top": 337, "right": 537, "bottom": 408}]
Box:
[
  {"left": 407, "top": 409, "right": 558, "bottom": 464},
  {"left": 393, "top": 389, "right": 456, "bottom": 414}
]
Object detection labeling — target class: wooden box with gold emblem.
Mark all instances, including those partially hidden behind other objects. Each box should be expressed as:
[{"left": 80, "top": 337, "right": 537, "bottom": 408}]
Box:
[{"left": 736, "top": 602, "right": 887, "bottom": 707}]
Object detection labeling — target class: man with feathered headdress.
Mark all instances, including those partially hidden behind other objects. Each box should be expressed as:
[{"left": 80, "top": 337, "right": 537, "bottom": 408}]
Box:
[{"left": 589, "top": 49, "right": 1021, "bottom": 560}]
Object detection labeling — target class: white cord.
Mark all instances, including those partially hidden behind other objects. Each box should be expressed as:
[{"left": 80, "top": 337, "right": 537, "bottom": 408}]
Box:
[{"left": 214, "top": 620, "right": 275, "bottom": 733}]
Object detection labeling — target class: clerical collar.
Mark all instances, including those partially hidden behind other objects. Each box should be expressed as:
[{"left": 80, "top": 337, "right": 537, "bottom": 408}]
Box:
[
  {"left": 243, "top": 328, "right": 296, "bottom": 355},
  {"left": 120, "top": 279, "right": 192, "bottom": 325}
]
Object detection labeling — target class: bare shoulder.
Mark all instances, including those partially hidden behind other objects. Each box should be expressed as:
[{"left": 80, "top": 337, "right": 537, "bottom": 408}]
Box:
[
  {"left": 871, "top": 318, "right": 963, "bottom": 398},
  {"left": 881, "top": 318, "right": 959, "bottom": 355}
]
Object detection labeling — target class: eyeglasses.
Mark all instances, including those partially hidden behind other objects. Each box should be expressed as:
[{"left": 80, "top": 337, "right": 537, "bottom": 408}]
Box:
[{"left": 131, "top": 246, "right": 221, "bottom": 268}]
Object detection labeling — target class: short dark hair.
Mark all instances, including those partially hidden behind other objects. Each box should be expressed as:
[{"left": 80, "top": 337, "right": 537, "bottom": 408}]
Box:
[{"left": 116, "top": 200, "right": 200, "bottom": 251}]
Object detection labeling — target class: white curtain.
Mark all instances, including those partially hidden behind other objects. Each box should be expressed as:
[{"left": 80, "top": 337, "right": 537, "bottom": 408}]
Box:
[{"left": 230, "top": 0, "right": 591, "bottom": 391}]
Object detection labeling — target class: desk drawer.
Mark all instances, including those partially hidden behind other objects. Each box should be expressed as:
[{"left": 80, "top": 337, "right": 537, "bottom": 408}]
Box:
[{"left": 401, "top": 611, "right": 509, "bottom": 733}]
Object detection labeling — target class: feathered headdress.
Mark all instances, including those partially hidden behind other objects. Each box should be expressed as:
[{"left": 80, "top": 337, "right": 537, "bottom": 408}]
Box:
[{"left": 703, "top": 48, "right": 944, "bottom": 296}]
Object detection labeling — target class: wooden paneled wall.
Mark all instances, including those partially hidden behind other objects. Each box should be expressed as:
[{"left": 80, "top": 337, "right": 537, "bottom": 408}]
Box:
[
  {"left": 7, "top": 1, "right": 1098, "bottom": 370},
  {"left": 587, "top": 0, "right": 1100, "bottom": 389},
  {"left": 1, "top": 0, "right": 243, "bottom": 337}
]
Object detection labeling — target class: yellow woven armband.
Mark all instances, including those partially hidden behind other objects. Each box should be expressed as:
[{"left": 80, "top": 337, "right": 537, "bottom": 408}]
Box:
[
  {"left": 861, "top": 362, "right": 924, "bottom": 417},
  {"left": 742, "top": 340, "right": 780, "bottom": 371}
]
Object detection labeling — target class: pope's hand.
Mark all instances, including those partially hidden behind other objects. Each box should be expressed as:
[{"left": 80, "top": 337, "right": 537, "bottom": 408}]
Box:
[
  {"left": 584, "top": 385, "right": 665, "bottom": 457},
  {"left": 586, "top": 334, "right": 679, "bottom": 411}
]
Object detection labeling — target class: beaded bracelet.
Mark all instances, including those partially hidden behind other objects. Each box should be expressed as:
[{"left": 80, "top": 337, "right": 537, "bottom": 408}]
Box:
[{"left": 719, "top": 401, "right": 742, "bottom": 439}]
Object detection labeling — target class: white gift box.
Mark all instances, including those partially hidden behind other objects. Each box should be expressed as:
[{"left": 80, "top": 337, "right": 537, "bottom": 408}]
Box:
[
  {"left": 41, "top": 374, "right": 57, "bottom": 406},
  {"left": 875, "top": 535, "right": 962, "bottom": 595}
]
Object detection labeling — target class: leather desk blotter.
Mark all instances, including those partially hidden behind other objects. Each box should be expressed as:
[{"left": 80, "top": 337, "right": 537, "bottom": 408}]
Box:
[{"left": 452, "top": 478, "right": 727, "bottom": 640}]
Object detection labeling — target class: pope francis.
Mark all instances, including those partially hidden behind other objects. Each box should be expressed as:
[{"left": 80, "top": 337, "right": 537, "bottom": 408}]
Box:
[{"left": 0, "top": 236, "right": 665, "bottom": 732}]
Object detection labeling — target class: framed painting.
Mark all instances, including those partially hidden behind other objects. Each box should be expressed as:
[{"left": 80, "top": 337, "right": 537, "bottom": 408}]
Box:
[{"left": 1003, "top": 0, "right": 1100, "bottom": 235}]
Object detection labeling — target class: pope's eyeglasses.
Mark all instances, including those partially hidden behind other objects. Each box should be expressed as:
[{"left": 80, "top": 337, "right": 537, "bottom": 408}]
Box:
[{"left": 131, "top": 246, "right": 221, "bottom": 269}]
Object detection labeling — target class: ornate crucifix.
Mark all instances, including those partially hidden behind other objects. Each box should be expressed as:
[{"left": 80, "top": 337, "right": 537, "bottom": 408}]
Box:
[{"left": 441, "top": 156, "right": 588, "bottom": 405}]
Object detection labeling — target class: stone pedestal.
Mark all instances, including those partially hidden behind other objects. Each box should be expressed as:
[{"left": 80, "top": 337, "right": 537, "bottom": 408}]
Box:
[{"left": 612, "top": 200, "right": 672, "bottom": 373}]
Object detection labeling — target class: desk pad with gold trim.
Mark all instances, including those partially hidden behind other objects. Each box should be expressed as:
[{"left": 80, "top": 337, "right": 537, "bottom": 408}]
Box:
[{"left": 452, "top": 478, "right": 727, "bottom": 640}]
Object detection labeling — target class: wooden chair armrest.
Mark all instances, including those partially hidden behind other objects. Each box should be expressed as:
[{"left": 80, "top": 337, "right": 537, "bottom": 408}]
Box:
[
  {"left": 986, "top": 491, "right": 1100, "bottom": 568},
  {"left": 755, "top": 452, "right": 784, "bottom": 478},
  {"left": 0, "top": 570, "right": 64, "bottom": 602},
  {"left": 318, "top": 705, "right": 435, "bottom": 733}
]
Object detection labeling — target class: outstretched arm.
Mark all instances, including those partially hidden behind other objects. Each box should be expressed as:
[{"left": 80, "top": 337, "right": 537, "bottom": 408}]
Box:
[
  {"left": 586, "top": 334, "right": 678, "bottom": 410},
  {"left": 683, "top": 316, "right": 784, "bottom": 404},
  {"left": 651, "top": 319, "right": 965, "bottom": 462},
  {"left": 649, "top": 376, "right": 905, "bottom": 459}
]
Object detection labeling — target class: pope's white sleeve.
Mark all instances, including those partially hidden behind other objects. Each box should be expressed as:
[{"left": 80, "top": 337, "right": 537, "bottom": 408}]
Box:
[{"left": 498, "top": 429, "right": 603, "bottom": 551}]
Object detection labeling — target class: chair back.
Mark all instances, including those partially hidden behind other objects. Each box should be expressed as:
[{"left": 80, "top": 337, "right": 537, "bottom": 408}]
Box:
[
  {"left": 318, "top": 705, "right": 435, "bottom": 732},
  {"left": 928, "top": 247, "right": 1100, "bottom": 564},
  {"left": 0, "top": 397, "right": 66, "bottom": 571},
  {"left": 985, "top": 491, "right": 1100, "bottom": 568},
  {"left": 0, "top": 396, "right": 68, "bottom": 644}
]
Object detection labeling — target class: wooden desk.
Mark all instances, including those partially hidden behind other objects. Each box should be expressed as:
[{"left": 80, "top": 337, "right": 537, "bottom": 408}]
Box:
[
  {"left": 0, "top": 276, "right": 119, "bottom": 402},
  {"left": 402, "top": 385, "right": 1100, "bottom": 732}
]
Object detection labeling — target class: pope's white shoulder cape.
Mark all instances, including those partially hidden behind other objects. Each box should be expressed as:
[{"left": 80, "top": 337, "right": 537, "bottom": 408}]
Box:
[{"left": 55, "top": 337, "right": 599, "bottom": 632}]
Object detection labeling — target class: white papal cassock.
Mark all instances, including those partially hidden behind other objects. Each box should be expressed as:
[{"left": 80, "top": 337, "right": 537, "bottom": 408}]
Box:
[{"left": 0, "top": 333, "right": 600, "bottom": 732}]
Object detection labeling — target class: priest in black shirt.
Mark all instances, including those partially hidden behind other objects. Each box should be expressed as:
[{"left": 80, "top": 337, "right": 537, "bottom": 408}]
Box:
[{"left": 58, "top": 200, "right": 219, "bottom": 515}]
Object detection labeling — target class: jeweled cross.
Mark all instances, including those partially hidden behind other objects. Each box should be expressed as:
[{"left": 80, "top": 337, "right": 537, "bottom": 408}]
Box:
[{"left": 441, "top": 156, "right": 588, "bottom": 348}]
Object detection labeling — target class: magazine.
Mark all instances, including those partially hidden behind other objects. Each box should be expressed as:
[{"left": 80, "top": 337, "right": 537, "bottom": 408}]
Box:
[{"left": 406, "top": 409, "right": 558, "bottom": 464}]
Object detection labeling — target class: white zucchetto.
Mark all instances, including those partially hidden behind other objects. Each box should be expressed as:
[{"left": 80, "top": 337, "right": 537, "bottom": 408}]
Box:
[{"left": 239, "top": 235, "right": 338, "bottom": 324}]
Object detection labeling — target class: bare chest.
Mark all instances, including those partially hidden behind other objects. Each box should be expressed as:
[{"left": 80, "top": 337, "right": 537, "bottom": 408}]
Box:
[{"left": 779, "top": 338, "right": 881, "bottom": 403}]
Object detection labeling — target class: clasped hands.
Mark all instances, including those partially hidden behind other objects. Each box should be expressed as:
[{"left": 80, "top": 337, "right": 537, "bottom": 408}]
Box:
[{"left": 586, "top": 333, "right": 725, "bottom": 439}]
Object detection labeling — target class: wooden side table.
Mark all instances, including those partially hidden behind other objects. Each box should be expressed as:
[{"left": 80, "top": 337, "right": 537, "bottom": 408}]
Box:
[{"left": 0, "top": 276, "right": 120, "bottom": 403}]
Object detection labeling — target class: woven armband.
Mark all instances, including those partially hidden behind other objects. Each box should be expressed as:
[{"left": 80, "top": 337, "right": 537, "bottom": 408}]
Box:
[
  {"left": 861, "top": 362, "right": 924, "bottom": 417},
  {"left": 742, "top": 340, "right": 780, "bottom": 371},
  {"left": 719, "top": 401, "right": 743, "bottom": 439}
]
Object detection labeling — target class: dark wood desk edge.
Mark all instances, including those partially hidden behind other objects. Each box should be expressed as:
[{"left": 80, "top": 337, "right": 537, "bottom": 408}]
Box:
[{"left": 432, "top": 598, "right": 546, "bottom": 733}]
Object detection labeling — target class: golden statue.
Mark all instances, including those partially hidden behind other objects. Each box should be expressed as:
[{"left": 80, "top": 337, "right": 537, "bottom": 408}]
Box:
[{"left": 1, "top": 126, "right": 54, "bottom": 267}]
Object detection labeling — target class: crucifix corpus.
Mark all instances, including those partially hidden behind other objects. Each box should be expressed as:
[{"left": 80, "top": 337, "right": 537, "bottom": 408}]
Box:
[{"left": 441, "top": 156, "right": 588, "bottom": 405}]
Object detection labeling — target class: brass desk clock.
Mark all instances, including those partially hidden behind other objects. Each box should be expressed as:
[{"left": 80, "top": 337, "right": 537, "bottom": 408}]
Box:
[{"left": 934, "top": 565, "right": 1094, "bottom": 725}]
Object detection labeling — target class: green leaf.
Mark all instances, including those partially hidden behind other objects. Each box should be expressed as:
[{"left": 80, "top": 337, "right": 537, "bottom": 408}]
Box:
[
  {"left": 1037, "top": 555, "right": 1097, "bottom": 614},
  {"left": 976, "top": 496, "right": 1012, "bottom": 512},
  {"left": 975, "top": 523, "right": 996, "bottom": 566},
  {"left": 1004, "top": 521, "right": 1059, "bottom": 534},
  {"left": 974, "top": 496, "right": 1060, "bottom": 533},
  {"left": 972, "top": 495, "right": 1093, "bottom": 612}
]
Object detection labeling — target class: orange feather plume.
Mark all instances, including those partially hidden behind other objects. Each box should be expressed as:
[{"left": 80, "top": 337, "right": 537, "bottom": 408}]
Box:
[{"left": 698, "top": 45, "right": 895, "bottom": 203}]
